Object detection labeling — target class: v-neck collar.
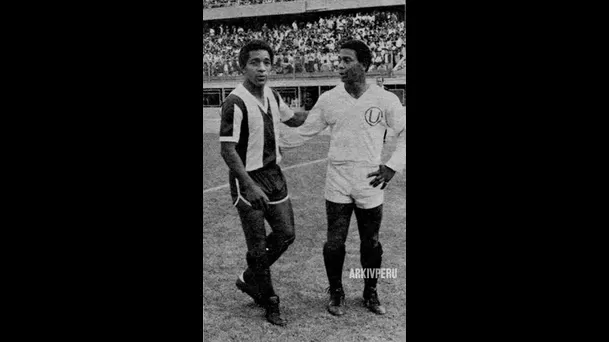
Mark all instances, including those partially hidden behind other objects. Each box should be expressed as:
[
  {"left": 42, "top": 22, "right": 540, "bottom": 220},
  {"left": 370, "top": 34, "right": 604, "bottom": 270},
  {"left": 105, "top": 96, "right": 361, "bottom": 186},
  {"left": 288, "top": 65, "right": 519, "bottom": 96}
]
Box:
[
  {"left": 237, "top": 84, "right": 269, "bottom": 112},
  {"left": 342, "top": 83, "right": 371, "bottom": 101}
]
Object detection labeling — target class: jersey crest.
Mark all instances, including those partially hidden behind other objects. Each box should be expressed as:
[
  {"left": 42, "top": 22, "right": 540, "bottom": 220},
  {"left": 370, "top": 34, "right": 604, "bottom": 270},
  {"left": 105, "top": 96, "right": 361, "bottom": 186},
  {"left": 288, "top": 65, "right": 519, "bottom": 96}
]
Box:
[{"left": 364, "top": 107, "right": 383, "bottom": 126}]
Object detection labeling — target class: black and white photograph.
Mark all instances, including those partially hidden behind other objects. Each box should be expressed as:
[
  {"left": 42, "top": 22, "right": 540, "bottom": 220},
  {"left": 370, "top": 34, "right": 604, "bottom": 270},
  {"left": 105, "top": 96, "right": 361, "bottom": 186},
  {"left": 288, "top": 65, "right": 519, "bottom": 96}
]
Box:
[{"left": 203, "top": 0, "right": 406, "bottom": 340}]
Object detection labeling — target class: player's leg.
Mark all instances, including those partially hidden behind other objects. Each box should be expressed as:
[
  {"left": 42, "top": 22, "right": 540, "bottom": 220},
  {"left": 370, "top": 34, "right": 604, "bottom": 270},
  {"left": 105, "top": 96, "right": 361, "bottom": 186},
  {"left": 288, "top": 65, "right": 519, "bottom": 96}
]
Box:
[
  {"left": 323, "top": 163, "right": 355, "bottom": 316},
  {"left": 245, "top": 165, "right": 292, "bottom": 325},
  {"left": 354, "top": 205, "right": 386, "bottom": 315},
  {"left": 264, "top": 198, "right": 295, "bottom": 267},
  {"left": 324, "top": 200, "right": 354, "bottom": 316},
  {"left": 241, "top": 198, "right": 295, "bottom": 291},
  {"left": 262, "top": 165, "right": 295, "bottom": 268},
  {"left": 250, "top": 198, "right": 295, "bottom": 326},
  {"left": 242, "top": 165, "right": 295, "bottom": 287},
  {"left": 235, "top": 199, "right": 285, "bottom": 325},
  {"left": 234, "top": 199, "right": 270, "bottom": 302},
  {"left": 241, "top": 199, "right": 295, "bottom": 284},
  {"left": 230, "top": 172, "right": 285, "bottom": 325},
  {"left": 229, "top": 171, "right": 267, "bottom": 306},
  {"left": 354, "top": 167, "right": 387, "bottom": 314}
]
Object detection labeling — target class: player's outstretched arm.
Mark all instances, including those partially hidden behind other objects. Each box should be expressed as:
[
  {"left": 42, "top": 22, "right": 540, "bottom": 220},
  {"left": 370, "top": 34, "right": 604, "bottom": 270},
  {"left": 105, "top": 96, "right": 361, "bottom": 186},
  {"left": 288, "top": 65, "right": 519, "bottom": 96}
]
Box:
[
  {"left": 282, "top": 111, "right": 309, "bottom": 127},
  {"left": 278, "top": 93, "right": 329, "bottom": 149},
  {"left": 278, "top": 107, "right": 327, "bottom": 149}
]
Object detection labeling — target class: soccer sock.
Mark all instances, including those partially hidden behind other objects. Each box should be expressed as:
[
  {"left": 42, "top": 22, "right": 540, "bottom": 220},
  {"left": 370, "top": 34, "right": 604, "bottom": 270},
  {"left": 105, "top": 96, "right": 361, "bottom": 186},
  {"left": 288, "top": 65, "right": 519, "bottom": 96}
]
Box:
[
  {"left": 323, "top": 241, "right": 346, "bottom": 289},
  {"left": 246, "top": 249, "right": 276, "bottom": 299},
  {"left": 361, "top": 241, "right": 383, "bottom": 289}
]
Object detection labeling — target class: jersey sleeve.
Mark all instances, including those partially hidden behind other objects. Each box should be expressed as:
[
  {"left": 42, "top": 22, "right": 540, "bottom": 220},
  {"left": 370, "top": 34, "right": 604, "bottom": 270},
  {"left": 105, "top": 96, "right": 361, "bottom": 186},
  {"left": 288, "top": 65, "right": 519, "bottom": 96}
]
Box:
[
  {"left": 219, "top": 95, "right": 244, "bottom": 143},
  {"left": 384, "top": 94, "right": 406, "bottom": 173},
  {"left": 297, "top": 94, "right": 329, "bottom": 138},
  {"left": 271, "top": 88, "right": 294, "bottom": 122},
  {"left": 278, "top": 93, "right": 329, "bottom": 148}
]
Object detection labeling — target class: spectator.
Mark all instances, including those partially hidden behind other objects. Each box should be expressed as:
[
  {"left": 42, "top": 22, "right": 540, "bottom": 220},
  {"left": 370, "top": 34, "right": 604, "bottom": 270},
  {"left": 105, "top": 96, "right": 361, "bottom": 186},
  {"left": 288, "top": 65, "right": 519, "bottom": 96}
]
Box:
[
  {"left": 203, "top": 9, "right": 404, "bottom": 76},
  {"left": 396, "top": 36, "right": 403, "bottom": 49},
  {"left": 374, "top": 53, "right": 383, "bottom": 68},
  {"left": 330, "top": 53, "right": 339, "bottom": 71},
  {"left": 294, "top": 52, "right": 304, "bottom": 73},
  {"left": 314, "top": 51, "right": 322, "bottom": 71},
  {"left": 282, "top": 53, "right": 293, "bottom": 74},
  {"left": 305, "top": 51, "right": 316, "bottom": 73},
  {"left": 320, "top": 59, "right": 332, "bottom": 73}
]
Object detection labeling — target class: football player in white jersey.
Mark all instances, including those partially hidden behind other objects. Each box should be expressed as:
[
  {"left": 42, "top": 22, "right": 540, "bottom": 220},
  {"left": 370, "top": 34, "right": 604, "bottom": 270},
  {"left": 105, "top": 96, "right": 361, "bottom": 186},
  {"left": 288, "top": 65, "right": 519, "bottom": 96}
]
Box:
[
  {"left": 279, "top": 39, "right": 406, "bottom": 316},
  {"left": 219, "top": 39, "right": 308, "bottom": 326}
]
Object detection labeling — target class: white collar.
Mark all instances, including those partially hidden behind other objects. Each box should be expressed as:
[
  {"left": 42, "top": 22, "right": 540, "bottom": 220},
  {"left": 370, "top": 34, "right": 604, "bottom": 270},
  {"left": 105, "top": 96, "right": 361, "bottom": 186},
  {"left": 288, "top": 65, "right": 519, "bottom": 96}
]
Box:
[
  {"left": 341, "top": 82, "right": 372, "bottom": 101},
  {"left": 235, "top": 84, "right": 270, "bottom": 112}
]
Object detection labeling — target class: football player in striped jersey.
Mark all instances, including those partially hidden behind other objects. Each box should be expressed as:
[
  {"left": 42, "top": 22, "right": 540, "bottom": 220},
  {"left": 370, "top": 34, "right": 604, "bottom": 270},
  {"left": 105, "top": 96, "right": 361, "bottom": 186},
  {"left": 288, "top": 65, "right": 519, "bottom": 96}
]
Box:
[{"left": 219, "top": 39, "right": 308, "bottom": 326}]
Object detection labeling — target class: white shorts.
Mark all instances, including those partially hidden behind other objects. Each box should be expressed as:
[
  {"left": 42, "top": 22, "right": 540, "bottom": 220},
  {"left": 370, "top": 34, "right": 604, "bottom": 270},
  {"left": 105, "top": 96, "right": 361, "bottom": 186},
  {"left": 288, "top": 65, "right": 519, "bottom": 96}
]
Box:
[{"left": 324, "top": 162, "right": 384, "bottom": 209}]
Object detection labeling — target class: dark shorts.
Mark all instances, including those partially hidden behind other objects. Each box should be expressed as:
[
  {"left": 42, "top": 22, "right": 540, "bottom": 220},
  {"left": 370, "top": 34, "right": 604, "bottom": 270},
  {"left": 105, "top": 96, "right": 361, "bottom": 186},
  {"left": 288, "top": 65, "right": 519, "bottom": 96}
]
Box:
[{"left": 229, "top": 163, "right": 289, "bottom": 207}]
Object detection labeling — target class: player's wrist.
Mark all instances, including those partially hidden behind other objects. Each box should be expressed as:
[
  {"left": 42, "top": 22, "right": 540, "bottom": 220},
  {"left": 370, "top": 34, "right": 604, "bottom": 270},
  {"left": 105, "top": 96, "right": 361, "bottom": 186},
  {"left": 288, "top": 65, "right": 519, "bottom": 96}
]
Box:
[
  {"left": 239, "top": 178, "right": 256, "bottom": 191},
  {"left": 382, "top": 164, "right": 395, "bottom": 173}
]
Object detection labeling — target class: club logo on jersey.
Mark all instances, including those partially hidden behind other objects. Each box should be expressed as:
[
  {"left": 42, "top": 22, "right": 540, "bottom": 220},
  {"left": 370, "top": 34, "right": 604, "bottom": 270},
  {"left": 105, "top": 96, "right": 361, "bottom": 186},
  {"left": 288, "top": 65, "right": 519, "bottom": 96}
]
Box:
[{"left": 364, "top": 107, "right": 383, "bottom": 126}]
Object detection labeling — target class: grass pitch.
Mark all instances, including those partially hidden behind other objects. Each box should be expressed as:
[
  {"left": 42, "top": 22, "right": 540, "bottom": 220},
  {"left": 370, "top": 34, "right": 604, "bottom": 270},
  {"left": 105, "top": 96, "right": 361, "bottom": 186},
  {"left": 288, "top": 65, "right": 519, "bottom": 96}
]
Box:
[{"left": 203, "top": 132, "right": 406, "bottom": 342}]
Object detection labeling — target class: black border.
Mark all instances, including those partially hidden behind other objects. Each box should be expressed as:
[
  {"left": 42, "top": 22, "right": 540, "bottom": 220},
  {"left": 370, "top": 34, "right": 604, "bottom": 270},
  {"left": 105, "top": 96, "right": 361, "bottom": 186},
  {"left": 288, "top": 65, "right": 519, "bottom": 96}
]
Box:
[{"left": 26, "top": 0, "right": 573, "bottom": 340}]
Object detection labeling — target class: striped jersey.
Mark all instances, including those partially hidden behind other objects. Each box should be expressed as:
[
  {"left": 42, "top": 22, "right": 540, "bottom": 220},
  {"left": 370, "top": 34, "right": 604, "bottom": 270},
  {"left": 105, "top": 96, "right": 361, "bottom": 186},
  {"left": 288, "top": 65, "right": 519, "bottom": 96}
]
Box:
[
  {"left": 219, "top": 84, "right": 294, "bottom": 171},
  {"left": 279, "top": 83, "right": 406, "bottom": 173}
]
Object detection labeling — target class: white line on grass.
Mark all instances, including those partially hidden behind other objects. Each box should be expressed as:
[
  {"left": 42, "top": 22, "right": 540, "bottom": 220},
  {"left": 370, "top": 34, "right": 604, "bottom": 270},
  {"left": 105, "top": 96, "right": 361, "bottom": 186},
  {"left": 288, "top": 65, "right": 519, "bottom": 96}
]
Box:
[
  {"left": 202, "top": 158, "right": 327, "bottom": 194},
  {"left": 281, "top": 157, "right": 327, "bottom": 171}
]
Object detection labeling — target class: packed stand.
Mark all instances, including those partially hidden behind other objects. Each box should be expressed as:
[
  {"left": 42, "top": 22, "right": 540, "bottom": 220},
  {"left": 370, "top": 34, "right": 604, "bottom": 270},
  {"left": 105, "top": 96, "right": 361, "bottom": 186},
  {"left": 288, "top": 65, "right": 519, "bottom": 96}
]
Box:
[
  {"left": 203, "top": 10, "right": 405, "bottom": 77},
  {"left": 203, "top": 0, "right": 297, "bottom": 9}
]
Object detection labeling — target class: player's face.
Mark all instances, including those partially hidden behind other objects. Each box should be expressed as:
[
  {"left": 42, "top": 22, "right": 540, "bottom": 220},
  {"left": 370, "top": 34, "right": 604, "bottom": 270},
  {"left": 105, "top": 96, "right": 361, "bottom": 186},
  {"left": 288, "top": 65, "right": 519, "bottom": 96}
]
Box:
[
  {"left": 338, "top": 48, "right": 366, "bottom": 83},
  {"left": 243, "top": 49, "right": 271, "bottom": 88}
]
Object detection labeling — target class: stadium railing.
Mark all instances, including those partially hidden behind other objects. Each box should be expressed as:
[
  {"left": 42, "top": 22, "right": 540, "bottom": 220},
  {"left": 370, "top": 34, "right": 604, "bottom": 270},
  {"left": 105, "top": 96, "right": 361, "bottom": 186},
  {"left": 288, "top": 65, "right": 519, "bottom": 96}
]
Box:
[{"left": 203, "top": 69, "right": 395, "bottom": 82}]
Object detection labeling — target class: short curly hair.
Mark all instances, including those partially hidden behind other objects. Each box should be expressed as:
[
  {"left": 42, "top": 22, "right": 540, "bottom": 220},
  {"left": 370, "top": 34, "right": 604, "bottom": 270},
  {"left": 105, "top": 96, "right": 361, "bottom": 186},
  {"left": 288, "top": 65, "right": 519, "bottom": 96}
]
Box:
[
  {"left": 339, "top": 39, "right": 372, "bottom": 72},
  {"left": 238, "top": 39, "right": 274, "bottom": 70}
]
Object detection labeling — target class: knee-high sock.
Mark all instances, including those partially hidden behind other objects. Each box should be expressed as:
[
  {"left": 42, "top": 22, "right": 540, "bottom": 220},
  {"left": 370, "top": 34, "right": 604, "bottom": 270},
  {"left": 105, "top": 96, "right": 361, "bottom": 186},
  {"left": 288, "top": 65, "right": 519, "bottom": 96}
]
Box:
[
  {"left": 361, "top": 241, "right": 383, "bottom": 288},
  {"left": 246, "top": 248, "right": 276, "bottom": 299},
  {"left": 323, "top": 240, "right": 346, "bottom": 289}
]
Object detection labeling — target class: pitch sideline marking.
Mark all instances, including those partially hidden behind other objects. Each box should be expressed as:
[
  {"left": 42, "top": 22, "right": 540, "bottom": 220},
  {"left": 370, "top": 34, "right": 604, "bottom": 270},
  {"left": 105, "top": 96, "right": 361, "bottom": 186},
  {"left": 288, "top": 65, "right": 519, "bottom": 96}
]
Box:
[{"left": 203, "top": 158, "right": 327, "bottom": 194}]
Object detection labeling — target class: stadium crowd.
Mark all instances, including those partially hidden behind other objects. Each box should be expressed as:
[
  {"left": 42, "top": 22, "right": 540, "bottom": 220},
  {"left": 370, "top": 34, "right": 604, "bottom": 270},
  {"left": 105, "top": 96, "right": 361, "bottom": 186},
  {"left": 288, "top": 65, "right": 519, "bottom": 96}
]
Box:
[
  {"left": 203, "top": 10, "right": 405, "bottom": 77},
  {"left": 204, "top": 0, "right": 296, "bottom": 9}
]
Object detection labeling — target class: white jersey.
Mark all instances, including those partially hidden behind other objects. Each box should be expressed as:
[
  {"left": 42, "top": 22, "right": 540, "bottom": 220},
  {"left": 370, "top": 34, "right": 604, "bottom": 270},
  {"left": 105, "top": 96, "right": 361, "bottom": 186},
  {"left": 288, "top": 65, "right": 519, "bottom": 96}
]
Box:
[{"left": 279, "top": 83, "right": 406, "bottom": 173}]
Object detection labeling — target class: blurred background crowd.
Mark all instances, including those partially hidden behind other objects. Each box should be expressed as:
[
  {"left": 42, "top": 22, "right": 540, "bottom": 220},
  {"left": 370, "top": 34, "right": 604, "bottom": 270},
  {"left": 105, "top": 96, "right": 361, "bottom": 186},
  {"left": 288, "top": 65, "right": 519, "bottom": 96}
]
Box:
[
  {"left": 203, "top": 9, "right": 405, "bottom": 77},
  {"left": 204, "top": 0, "right": 297, "bottom": 9}
]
